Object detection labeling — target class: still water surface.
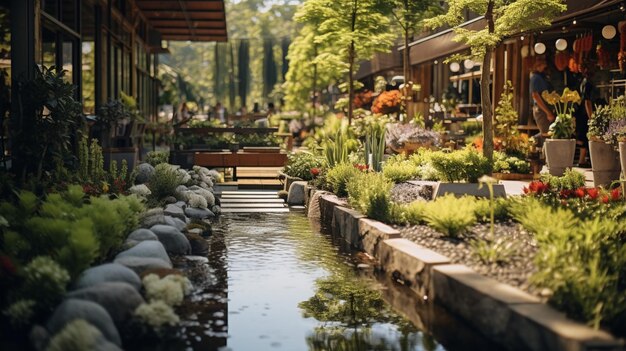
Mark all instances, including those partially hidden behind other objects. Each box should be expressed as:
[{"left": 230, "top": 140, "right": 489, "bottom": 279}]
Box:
[{"left": 166, "top": 212, "right": 497, "bottom": 351}]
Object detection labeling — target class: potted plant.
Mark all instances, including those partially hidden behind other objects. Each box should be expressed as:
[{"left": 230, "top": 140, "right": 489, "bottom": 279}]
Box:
[
  {"left": 587, "top": 104, "right": 621, "bottom": 187},
  {"left": 542, "top": 89, "right": 579, "bottom": 176}
]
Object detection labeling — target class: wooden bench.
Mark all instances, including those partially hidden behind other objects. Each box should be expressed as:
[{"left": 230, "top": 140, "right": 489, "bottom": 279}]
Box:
[{"left": 194, "top": 151, "right": 287, "bottom": 180}]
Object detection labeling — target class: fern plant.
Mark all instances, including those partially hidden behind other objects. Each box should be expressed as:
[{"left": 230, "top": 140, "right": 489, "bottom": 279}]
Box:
[{"left": 423, "top": 195, "right": 477, "bottom": 237}]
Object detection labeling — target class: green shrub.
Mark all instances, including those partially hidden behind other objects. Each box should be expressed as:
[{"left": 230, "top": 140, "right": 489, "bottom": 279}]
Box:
[
  {"left": 428, "top": 148, "right": 491, "bottom": 183},
  {"left": 470, "top": 237, "right": 517, "bottom": 265},
  {"left": 474, "top": 197, "right": 511, "bottom": 223},
  {"left": 493, "top": 151, "right": 531, "bottom": 174},
  {"left": 423, "top": 195, "right": 477, "bottom": 237},
  {"left": 327, "top": 163, "right": 361, "bottom": 197},
  {"left": 393, "top": 200, "right": 428, "bottom": 225},
  {"left": 540, "top": 168, "right": 586, "bottom": 190},
  {"left": 347, "top": 172, "right": 393, "bottom": 221},
  {"left": 283, "top": 152, "right": 324, "bottom": 180},
  {"left": 383, "top": 157, "right": 420, "bottom": 183},
  {"left": 22, "top": 256, "right": 70, "bottom": 308},
  {"left": 146, "top": 151, "right": 170, "bottom": 167},
  {"left": 514, "top": 199, "right": 626, "bottom": 332},
  {"left": 147, "top": 164, "right": 185, "bottom": 204}
]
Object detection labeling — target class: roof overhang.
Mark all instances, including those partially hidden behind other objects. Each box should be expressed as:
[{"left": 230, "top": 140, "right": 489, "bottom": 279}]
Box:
[{"left": 136, "top": 0, "right": 228, "bottom": 42}]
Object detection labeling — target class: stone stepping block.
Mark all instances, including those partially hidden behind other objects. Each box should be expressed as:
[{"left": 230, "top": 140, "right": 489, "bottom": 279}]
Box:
[{"left": 221, "top": 208, "right": 289, "bottom": 213}]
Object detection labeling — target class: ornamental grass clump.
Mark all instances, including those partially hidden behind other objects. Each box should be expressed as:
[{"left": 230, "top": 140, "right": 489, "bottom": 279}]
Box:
[
  {"left": 422, "top": 195, "right": 477, "bottom": 238},
  {"left": 347, "top": 172, "right": 393, "bottom": 222},
  {"left": 146, "top": 164, "right": 185, "bottom": 205},
  {"left": 327, "top": 163, "right": 362, "bottom": 197}
]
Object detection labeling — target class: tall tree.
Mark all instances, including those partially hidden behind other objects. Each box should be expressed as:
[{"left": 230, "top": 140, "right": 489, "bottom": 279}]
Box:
[
  {"left": 377, "top": 0, "right": 441, "bottom": 112},
  {"left": 238, "top": 40, "right": 250, "bottom": 108},
  {"left": 296, "top": 0, "right": 394, "bottom": 124},
  {"left": 263, "top": 39, "right": 278, "bottom": 100},
  {"left": 425, "top": 0, "right": 566, "bottom": 162}
]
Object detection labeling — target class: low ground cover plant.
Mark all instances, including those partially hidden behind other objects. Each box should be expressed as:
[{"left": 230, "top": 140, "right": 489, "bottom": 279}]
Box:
[{"left": 283, "top": 152, "right": 325, "bottom": 181}]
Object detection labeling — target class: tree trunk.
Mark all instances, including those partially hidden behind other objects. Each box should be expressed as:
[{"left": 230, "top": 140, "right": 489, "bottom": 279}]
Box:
[
  {"left": 348, "top": 41, "right": 355, "bottom": 125},
  {"left": 403, "top": 26, "right": 410, "bottom": 118},
  {"left": 482, "top": 0, "right": 495, "bottom": 164},
  {"left": 481, "top": 51, "right": 494, "bottom": 163},
  {"left": 311, "top": 44, "right": 318, "bottom": 117}
]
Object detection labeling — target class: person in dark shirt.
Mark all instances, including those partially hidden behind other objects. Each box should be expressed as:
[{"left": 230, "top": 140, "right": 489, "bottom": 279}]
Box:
[
  {"left": 574, "top": 63, "right": 594, "bottom": 167},
  {"left": 530, "top": 58, "right": 555, "bottom": 138}
]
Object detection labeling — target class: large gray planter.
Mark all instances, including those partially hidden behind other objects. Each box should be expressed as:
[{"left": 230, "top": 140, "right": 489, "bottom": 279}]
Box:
[
  {"left": 589, "top": 140, "right": 620, "bottom": 187},
  {"left": 544, "top": 139, "right": 575, "bottom": 176}
]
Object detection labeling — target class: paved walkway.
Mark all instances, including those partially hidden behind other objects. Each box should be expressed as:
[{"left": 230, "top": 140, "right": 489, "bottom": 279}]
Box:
[{"left": 219, "top": 191, "right": 289, "bottom": 213}]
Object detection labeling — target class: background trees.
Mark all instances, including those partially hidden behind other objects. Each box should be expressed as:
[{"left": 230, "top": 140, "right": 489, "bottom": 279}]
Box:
[{"left": 425, "top": 0, "right": 566, "bottom": 161}]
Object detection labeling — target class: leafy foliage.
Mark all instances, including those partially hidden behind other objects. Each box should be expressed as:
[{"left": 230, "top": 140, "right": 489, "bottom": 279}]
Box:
[
  {"left": 428, "top": 148, "right": 492, "bottom": 183},
  {"left": 327, "top": 163, "right": 362, "bottom": 197},
  {"left": 283, "top": 152, "right": 324, "bottom": 180},
  {"left": 347, "top": 172, "right": 393, "bottom": 221},
  {"left": 492, "top": 151, "right": 530, "bottom": 174},
  {"left": 146, "top": 164, "right": 185, "bottom": 205},
  {"left": 423, "top": 195, "right": 477, "bottom": 238},
  {"left": 146, "top": 151, "right": 170, "bottom": 167},
  {"left": 470, "top": 237, "right": 517, "bottom": 265},
  {"left": 383, "top": 157, "right": 420, "bottom": 183}
]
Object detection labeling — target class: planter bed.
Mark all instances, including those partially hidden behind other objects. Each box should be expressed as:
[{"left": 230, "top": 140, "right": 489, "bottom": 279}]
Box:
[{"left": 393, "top": 222, "right": 540, "bottom": 297}]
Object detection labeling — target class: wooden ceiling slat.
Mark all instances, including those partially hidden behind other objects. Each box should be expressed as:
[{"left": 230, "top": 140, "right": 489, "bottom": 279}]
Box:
[
  {"left": 136, "top": 1, "right": 223, "bottom": 11},
  {"left": 150, "top": 20, "right": 225, "bottom": 28},
  {"left": 162, "top": 34, "right": 227, "bottom": 41},
  {"left": 144, "top": 11, "right": 224, "bottom": 20},
  {"left": 160, "top": 28, "right": 226, "bottom": 35}
]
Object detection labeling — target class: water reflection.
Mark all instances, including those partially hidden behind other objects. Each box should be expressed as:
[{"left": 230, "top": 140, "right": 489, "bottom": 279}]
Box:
[{"left": 161, "top": 212, "right": 495, "bottom": 351}]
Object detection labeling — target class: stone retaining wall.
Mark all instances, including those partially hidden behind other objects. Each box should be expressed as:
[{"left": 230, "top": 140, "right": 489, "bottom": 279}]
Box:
[{"left": 312, "top": 193, "right": 622, "bottom": 351}]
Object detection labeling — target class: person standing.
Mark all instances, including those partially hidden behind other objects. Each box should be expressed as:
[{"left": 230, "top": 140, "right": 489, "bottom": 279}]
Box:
[
  {"left": 574, "top": 63, "right": 594, "bottom": 167},
  {"left": 530, "top": 58, "right": 555, "bottom": 141}
]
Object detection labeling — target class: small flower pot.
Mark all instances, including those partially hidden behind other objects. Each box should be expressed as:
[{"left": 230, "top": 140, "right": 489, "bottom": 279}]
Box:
[
  {"left": 544, "top": 139, "right": 576, "bottom": 176},
  {"left": 589, "top": 140, "right": 621, "bottom": 187},
  {"left": 229, "top": 142, "right": 240, "bottom": 153}
]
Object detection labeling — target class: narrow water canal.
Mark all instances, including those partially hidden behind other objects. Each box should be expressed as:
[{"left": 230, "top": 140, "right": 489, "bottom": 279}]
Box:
[{"left": 165, "top": 212, "right": 498, "bottom": 351}]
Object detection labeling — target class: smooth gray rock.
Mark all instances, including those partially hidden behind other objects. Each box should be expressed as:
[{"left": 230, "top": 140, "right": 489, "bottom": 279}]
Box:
[
  {"left": 127, "top": 228, "right": 158, "bottom": 242},
  {"left": 66, "top": 282, "right": 144, "bottom": 326},
  {"left": 29, "top": 325, "right": 49, "bottom": 351},
  {"left": 165, "top": 216, "right": 187, "bottom": 232},
  {"left": 114, "top": 256, "right": 172, "bottom": 275},
  {"left": 164, "top": 196, "right": 178, "bottom": 204},
  {"left": 47, "top": 299, "right": 121, "bottom": 346},
  {"left": 287, "top": 181, "right": 307, "bottom": 205},
  {"left": 139, "top": 208, "right": 166, "bottom": 228},
  {"left": 74, "top": 263, "right": 141, "bottom": 291},
  {"left": 211, "top": 205, "right": 221, "bottom": 215},
  {"left": 134, "top": 163, "right": 155, "bottom": 184},
  {"left": 173, "top": 201, "right": 187, "bottom": 209},
  {"left": 115, "top": 240, "right": 172, "bottom": 265},
  {"left": 185, "top": 207, "right": 215, "bottom": 219},
  {"left": 164, "top": 204, "right": 186, "bottom": 221},
  {"left": 149, "top": 225, "right": 191, "bottom": 255}
]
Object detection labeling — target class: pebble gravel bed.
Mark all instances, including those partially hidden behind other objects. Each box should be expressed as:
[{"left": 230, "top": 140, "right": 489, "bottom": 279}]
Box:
[
  {"left": 393, "top": 221, "right": 542, "bottom": 298},
  {"left": 390, "top": 182, "right": 433, "bottom": 204}
]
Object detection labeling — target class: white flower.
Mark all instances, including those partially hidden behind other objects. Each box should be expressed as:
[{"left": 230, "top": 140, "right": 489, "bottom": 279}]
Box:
[
  {"left": 129, "top": 184, "right": 151, "bottom": 197},
  {"left": 193, "top": 188, "right": 215, "bottom": 207},
  {"left": 46, "top": 319, "right": 103, "bottom": 351},
  {"left": 134, "top": 301, "right": 180, "bottom": 330},
  {"left": 177, "top": 168, "right": 191, "bottom": 184},
  {"left": 187, "top": 193, "right": 208, "bottom": 209},
  {"left": 142, "top": 274, "right": 192, "bottom": 306}
]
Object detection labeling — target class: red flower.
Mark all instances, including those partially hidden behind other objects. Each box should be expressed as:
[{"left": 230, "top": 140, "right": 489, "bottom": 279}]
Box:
[
  {"left": 523, "top": 186, "right": 529, "bottom": 194},
  {"left": 527, "top": 181, "right": 549, "bottom": 195},
  {"left": 610, "top": 187, "right": 621, "bottom": 201},
  {"left": 587, "top": 187, "right": 599, "bottom": 200},
  {"left": 559, "top": 189, "right": 572, "bottom": 199},
  {"left": 602, "top": 195, "right": 610, "bottom": 204},
  {"left": 575, "top": 187, "right": 586, "bottom": 198},
  {"left": 0, "top": 255, "right": 16, "bottom": 275},
  {"left": 310, "top": 168, "right": 320, "bottom": 177},
  {"left": 353, "top": 164, "right": 368, "bottom": 172}
]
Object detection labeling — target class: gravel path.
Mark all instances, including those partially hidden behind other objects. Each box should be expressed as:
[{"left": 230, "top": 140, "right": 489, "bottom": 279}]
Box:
[
  {"left": 393, "top": 221, "right": 542, "bottom": 297},
  {"left": 390, "top": 182, "right": 433, "bottom": 204}
]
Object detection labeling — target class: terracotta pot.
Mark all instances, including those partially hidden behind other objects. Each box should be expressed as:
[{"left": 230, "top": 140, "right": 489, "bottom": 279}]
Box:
[
  {"left": 544, "top": 139, "right": 576, "bottom": 176},
  {"left": 589, "top": 140, "right": 621, "bottom": 187}
]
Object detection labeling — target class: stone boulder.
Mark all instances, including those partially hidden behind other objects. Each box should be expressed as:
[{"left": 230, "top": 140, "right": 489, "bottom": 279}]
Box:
[
  {"left": 185, "top": 207, "right": 215, "bottom": 220},
  {"left": 186, "top": 233, "right": 209, "bottom": 256},
  {"left": 74, "top": 263, "right": 141, "bottom": 291},
  {"left": 139, "top": 208, "right": 166, "bottom": 228},
  {"left": 164, "top": 204, "right": 186, "bottom": 221},
  {"left": 173, "top": 201, "right": 187, "bottom": 209},
  {"left": 115, "top": 240, "right": 172, "bottom": 265},
  {"left": 165, "top": 216, "right": 187, "bottom": 232},
  {"left": 211, "top": 205, "right": 221, "bottom": 215},
  {"left": 287, "top": 181, "right": 307, "bottom": 205},
  {"left": 46, "top": 299, "right": 121, "bottom": 346},
  {"left": 134, "top": 163, "right": 155, "bottom": 184},
  {"left": 114, "top": 256, "right": 172, "bottom": 275},
  {"left": 127, "top": 228, "right": 158, "bottom": 242},
  {"left": 149, "top": 225, "right": 191, "bottom": 255},
  {"left": 66, "top": 282, "right": 144, "bottom": 326}
]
